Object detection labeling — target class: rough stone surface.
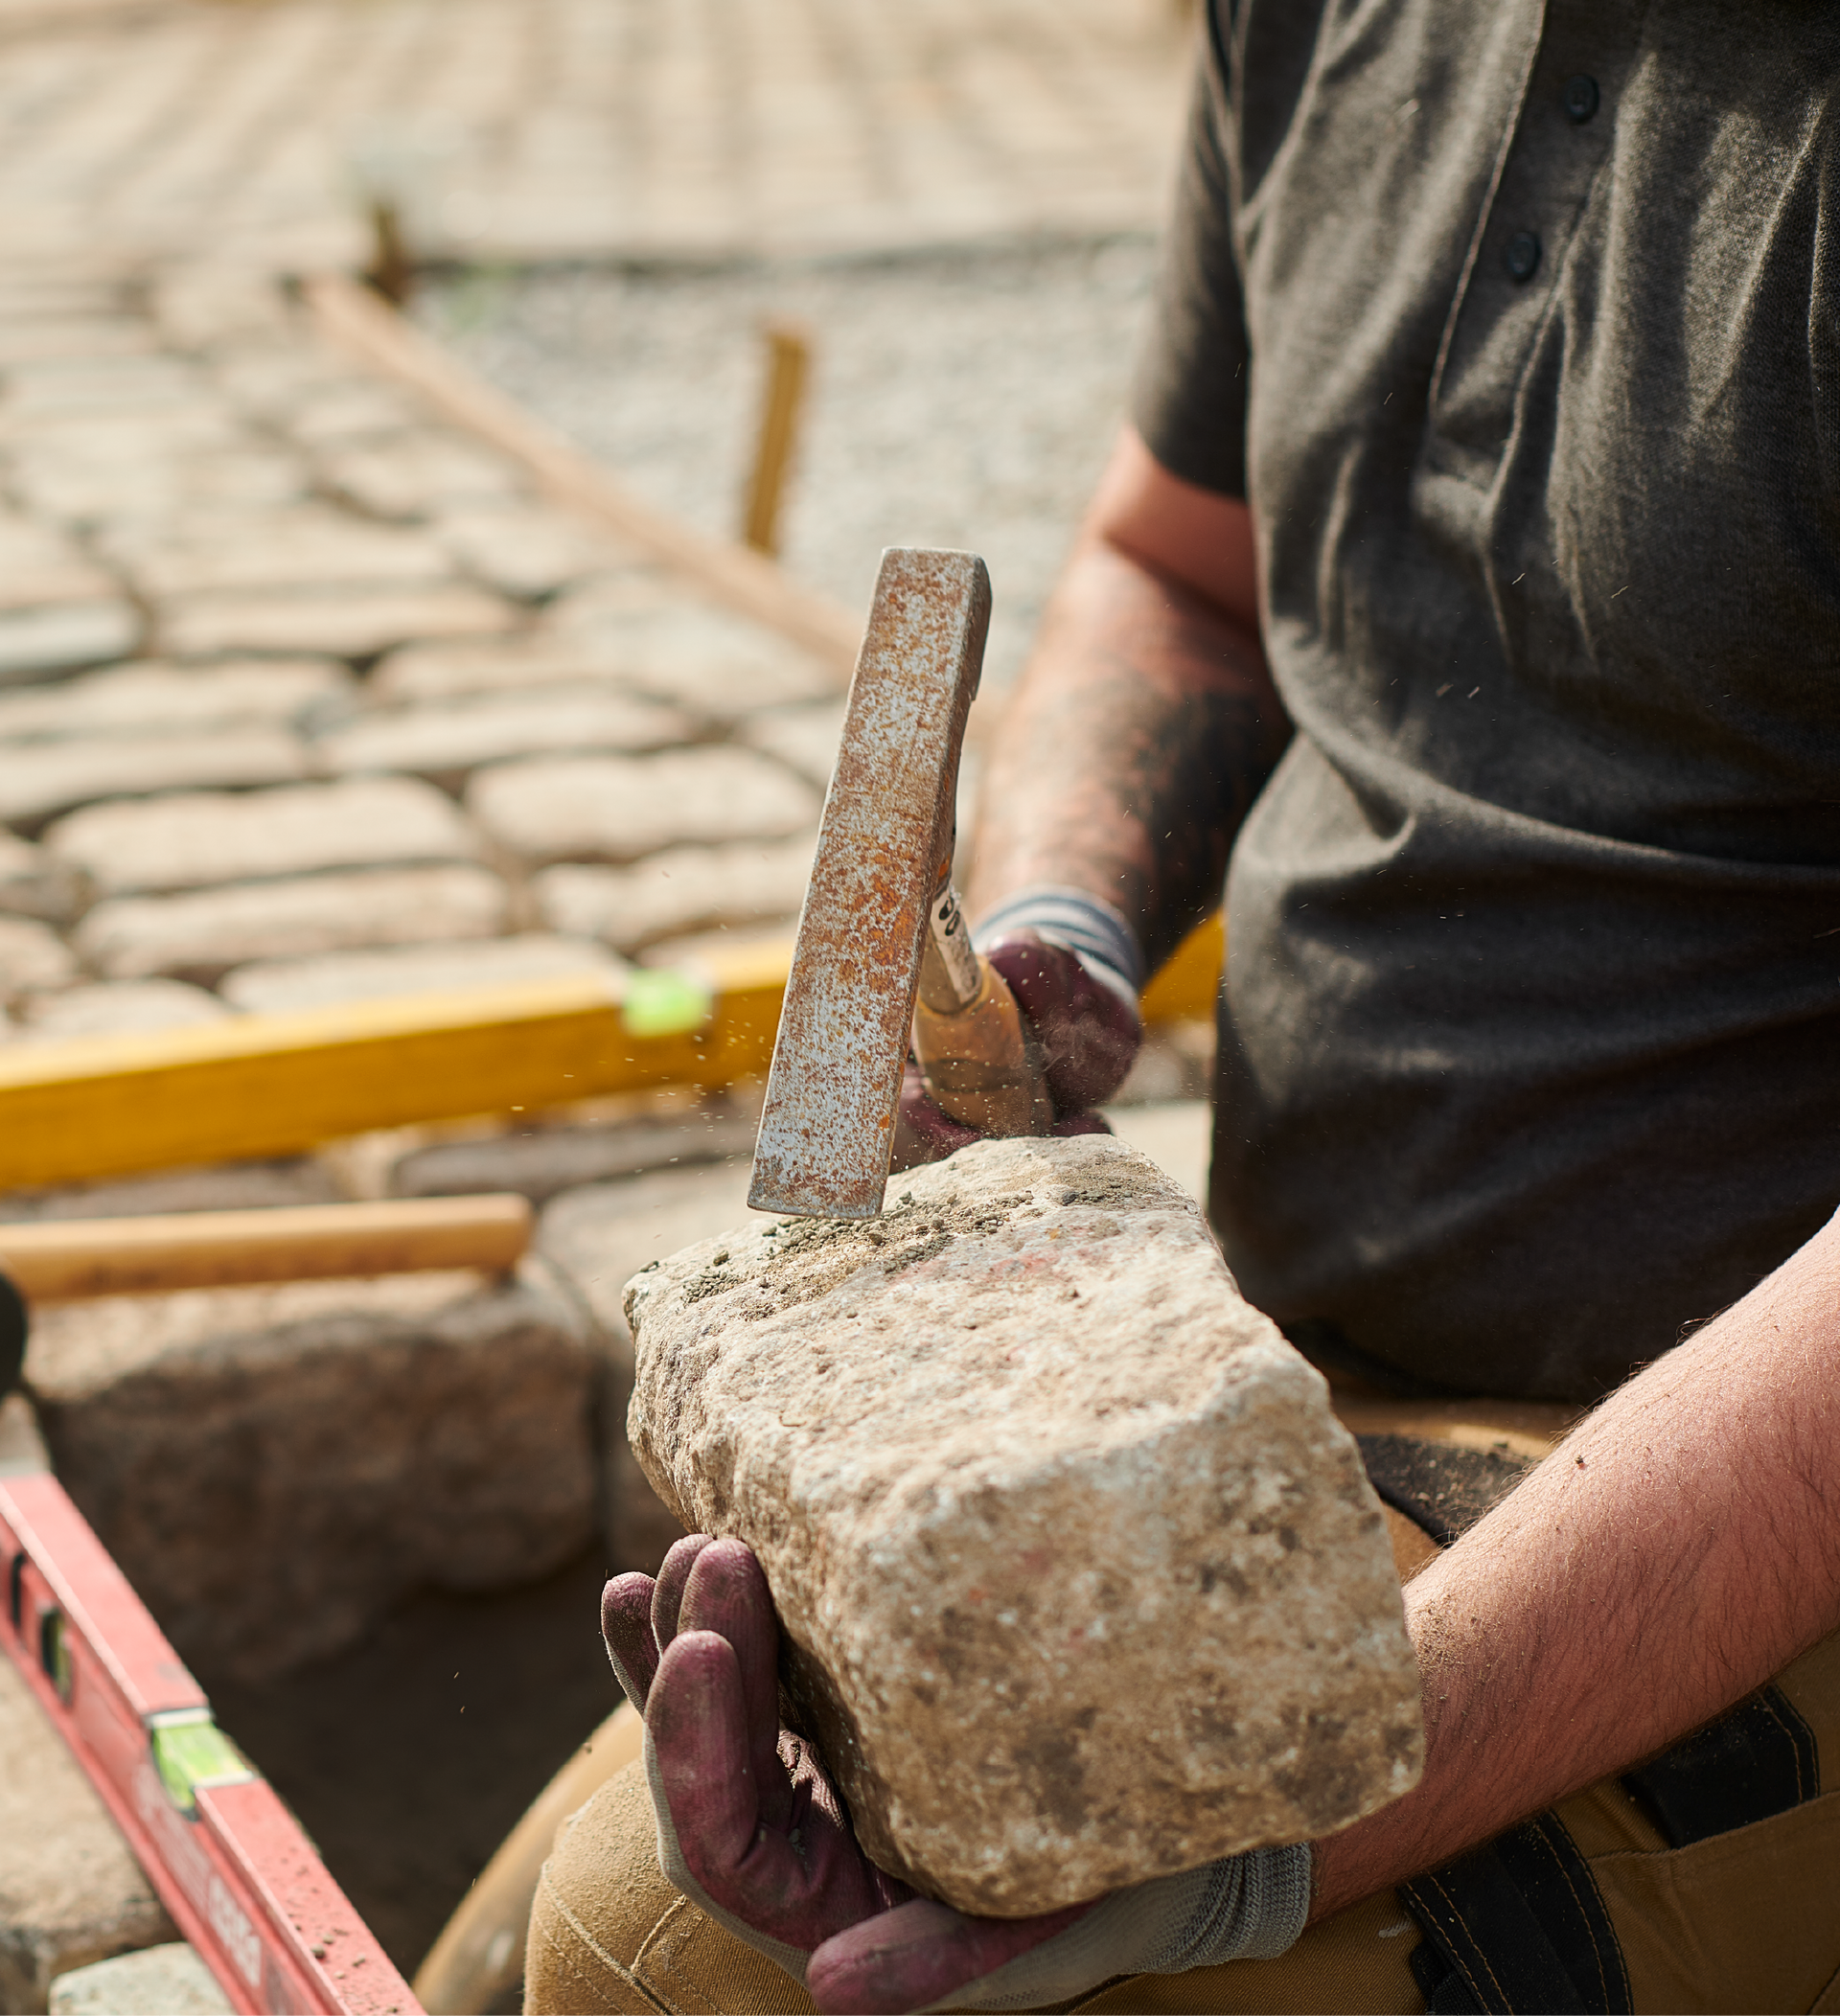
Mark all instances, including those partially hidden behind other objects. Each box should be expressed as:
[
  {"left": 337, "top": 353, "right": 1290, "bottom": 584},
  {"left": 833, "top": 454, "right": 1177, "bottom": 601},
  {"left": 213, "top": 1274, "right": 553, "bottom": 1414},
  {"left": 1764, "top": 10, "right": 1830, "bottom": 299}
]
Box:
[
  {"left": 27, "top": 1262, "right": 607, "bottom": 1680},
  {"left": 76, "top": 864, "right": 510, "bottom": 982},
  {"left": 0, "top": 727, "right": 309, "bottom": 832},
  {"left": 45, "top": 777, "right": 480, "bottom": 897},
  {"left": 0, "top": 915, "right": 78, "bottom": 1001},
  {"left": 0, "top": 1654, "right": 178, "bottom": 2015},
  {"left": 49, "top": 1943, "right": 230, "bottom": 2016},
  {"left": 540, "top": 1162, "right": 758, "bottom": 1572},
  {"left": 219, "top": 931, "right": 626, "bottom": 1016},
  {"left": 626, "top": 1134, "right": 1422, "bottom": 1916},
  {"left": 315, "top": 686, "right": 693, "bottom": 786},
  {"left": 468, "top": 749, "right": 817, "bottom": 866},
  {"left": 533, "top": 837, "right": 816, "bottom": 952}
]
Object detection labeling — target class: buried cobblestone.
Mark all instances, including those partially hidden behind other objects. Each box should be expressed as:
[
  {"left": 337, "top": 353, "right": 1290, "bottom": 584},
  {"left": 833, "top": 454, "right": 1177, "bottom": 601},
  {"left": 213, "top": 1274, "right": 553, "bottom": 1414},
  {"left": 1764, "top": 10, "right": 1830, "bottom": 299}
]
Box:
[
  {"left": 45, "top": 776, "right": 481, "bottom": 898},
  {"left": 0, "top": 915, "right": 79, "bottom": 1001},
  {"left": 0, "top": 658, "right": 352, "bottom": 743},
  {"left": 155, "top": 579, "right": 519, "bottom": 661},
  {"left": 0, "top": 834, "right": 80, "bottom": 923},
  {"left": 315, "top": 686, "right": 693, "bottom": 786},
  {"left": 0, "top": 728, "right": 310, "bottom": 834},
  {"left": 219, "top": 932, "right": 627, "bottom": 1016},
  {"left": 468, "top": 748, "right": 817, "bottom": 866},
  {"left": 532, "top": 837, "right": 815, "bottom": 953},
  {"left": 75, "top": 864, "right": 512, "bottom": 983},
  {"left": 15, "top": 979, "right": 232, "bottom": 1040}
]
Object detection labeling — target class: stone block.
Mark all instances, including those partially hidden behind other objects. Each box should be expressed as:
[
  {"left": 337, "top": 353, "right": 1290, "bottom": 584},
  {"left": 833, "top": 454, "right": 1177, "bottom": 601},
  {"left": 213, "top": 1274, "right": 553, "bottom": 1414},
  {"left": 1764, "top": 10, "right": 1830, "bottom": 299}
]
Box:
[
  {"left": 532, "top": 836, "right": 815, "bottom": 952},
  {"left": 45, "top": 776, "right": 480, "bottom": 897},
  {"left": 17, "top": 979, "right": 230, "bottom": 1039},
  {"left": 315, "top": 432, "right": 521, "bottom": 520},
  {"left": 0, "top": 658, "right": 351, "bottom": 745},
  {"left": 537, "top": 600, "right": 837, "bottom": 715},
  {"left": 219, "top": 931, "right": 625, "bottom": 1015},
  {"left": 0, "top": 728, "right": 309, "bottom": 833},
  {"left": 2, "top": 1160, "right": 341, "bottom": 1226},
  {"left": 0, "top": 1654, "right": 177, "bottom": 2015},
  {"left": 625, "top": 1134, "right": 1421, "bottom": 1915},
  {"left": 10, "top": 447, "right": 306, "bottom": 528},
  {"left": 370, "top": 632, "right": 647, "bottom": 703},
  {"left": 155, "top": 581, "right": 518, "bottom": 662},
  {"left": 27, "top": 1263, "right": 606, "bottom": 1681},
  {"left": 75, "top": 865, "right": 510, "bottom": 983},
  {"left": 0, "top": 516, "right": 118, "bottom": 607},
  {"left": 315, "top": 686, "right": 692, "bottom": 788},
  {"left": 393, "top": 1106, "right": 758, "bottom": 1205},
  {"left": 0, "top": 356, "right": 206, "bottom": 418},
  {"left": 0, "top": 917, "right": 78, "bottom": 1002},
  {"left": 108, "top": 508, "right": 454, "bottom": 599},
  {"left": 48, "top": 1943, "right": 230, "bottom": 2016},
  {"left": 739, "top": 700, "right": 846, "bottom": 787},
  {"left": 0, "top": 320, "right": 157, "bottom": 368},
  {"left": 282, "top": 381, "right": 425, "bottom": 445},
  {"left": 540, "top": 1163, "right": 757, "bottom": 1572},
  {"left": 433, "top": 505, "right": 620, "bottom": 600},
  {"left": 0, "top": 835, "right": 80, "bottom": 923},
  {"left": 0, "top": 603, "right": 140, "bottom": 687},
  {"left": 467, "top": 749, "right": 817, "bottom": 866}
]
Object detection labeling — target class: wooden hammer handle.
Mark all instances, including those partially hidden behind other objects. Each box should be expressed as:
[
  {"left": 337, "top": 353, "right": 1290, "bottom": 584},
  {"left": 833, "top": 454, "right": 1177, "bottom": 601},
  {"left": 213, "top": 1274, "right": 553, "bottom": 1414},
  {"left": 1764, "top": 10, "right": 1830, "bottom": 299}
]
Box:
[
  {"left": 0, "top": 1194, "right": 532, "bottom": 1304},
  {"left": 913, "top": 880, "right": 1052, "bottom": 1136}
]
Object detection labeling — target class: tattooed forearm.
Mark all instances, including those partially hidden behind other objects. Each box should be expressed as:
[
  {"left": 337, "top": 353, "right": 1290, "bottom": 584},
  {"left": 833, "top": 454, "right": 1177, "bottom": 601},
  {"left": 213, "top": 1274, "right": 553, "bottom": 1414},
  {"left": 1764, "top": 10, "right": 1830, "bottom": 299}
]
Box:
[{"left": 967, "top": 530, "right": 1290, "bottom": 974}]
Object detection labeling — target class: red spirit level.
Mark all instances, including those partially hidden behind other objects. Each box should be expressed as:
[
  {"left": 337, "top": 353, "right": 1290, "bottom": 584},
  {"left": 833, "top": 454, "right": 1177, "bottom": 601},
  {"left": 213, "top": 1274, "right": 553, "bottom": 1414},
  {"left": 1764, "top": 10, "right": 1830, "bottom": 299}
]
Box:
[{"left": 0, "top": 1472, "right": 423, "bottom": 2015}]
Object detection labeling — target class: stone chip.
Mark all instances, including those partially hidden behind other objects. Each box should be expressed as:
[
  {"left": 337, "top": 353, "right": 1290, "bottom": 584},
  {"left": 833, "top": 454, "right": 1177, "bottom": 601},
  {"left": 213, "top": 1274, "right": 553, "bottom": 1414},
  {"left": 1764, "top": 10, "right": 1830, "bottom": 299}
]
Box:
[{"left": 626, "top": 1134, "right": 1422, "bottom": 1916}]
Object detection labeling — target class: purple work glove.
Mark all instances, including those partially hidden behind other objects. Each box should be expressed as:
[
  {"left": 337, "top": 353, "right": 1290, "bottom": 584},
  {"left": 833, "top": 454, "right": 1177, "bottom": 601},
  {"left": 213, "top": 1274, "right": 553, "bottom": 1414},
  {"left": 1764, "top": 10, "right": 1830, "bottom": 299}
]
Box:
[
  {"left": 893, "top": 931, "right": 1141, "bottom": 1172},
  {"left": 601, "top": 1536, "right": 1087, "bottom": 2012}
]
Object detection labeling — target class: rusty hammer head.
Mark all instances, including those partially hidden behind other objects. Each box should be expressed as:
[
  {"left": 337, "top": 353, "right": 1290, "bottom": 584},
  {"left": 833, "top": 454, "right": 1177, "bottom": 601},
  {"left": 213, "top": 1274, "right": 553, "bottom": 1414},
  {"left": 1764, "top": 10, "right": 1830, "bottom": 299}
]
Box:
[{"left": 748, "top": 549, "right": 989, "bottom": 1219}]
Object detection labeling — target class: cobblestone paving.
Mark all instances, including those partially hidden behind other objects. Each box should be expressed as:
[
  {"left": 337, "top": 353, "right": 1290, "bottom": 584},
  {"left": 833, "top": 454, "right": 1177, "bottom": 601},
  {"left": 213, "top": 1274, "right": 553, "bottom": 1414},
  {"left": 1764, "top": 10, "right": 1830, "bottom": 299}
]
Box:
[
  {"left": 0, "top": 0, "right": 1191, "bottom": 271},
  {"left": 0, "top": 262, "right": 842, "bottom": 1046}
]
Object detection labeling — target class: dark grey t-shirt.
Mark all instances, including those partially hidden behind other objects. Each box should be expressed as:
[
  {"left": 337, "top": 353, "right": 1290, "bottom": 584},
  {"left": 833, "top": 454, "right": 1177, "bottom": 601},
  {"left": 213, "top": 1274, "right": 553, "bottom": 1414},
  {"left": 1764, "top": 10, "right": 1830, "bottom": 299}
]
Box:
[{"left": 1135, "top": 0, "right": 1840, "bottom": 1401}]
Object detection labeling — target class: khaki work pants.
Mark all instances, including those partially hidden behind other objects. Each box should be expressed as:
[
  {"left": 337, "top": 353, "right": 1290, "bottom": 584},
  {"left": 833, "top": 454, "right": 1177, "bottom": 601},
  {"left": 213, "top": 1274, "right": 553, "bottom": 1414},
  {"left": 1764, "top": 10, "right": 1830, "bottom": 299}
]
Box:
[{"left": 523, "top": 1408, "right": 1840, "bottom": 2015}]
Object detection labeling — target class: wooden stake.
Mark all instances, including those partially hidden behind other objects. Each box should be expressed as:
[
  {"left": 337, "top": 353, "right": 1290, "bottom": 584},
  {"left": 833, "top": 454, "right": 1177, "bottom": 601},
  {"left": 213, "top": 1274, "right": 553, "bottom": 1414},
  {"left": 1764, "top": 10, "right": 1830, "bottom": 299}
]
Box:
[
  {"left": 0, "top": 1195, "right": 532, "bottom": 1303},
  {"left": 742, "top": 321, "right": 812, "bottom": 557}
]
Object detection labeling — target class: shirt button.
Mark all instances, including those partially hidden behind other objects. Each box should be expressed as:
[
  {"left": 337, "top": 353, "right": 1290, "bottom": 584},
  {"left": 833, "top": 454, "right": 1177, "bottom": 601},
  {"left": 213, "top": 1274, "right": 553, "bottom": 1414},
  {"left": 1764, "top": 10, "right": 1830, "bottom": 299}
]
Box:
[
  {"left": 1504, "top": 230, "right": 1542, "bottom": 282},
  {"left": 1562, "top": 74, "right": 1599, "bottom": 123}
]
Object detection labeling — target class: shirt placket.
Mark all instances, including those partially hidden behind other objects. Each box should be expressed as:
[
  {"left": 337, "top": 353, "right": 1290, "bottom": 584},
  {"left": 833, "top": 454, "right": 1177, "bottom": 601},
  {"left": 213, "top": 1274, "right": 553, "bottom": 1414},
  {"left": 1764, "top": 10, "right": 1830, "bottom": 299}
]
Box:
[{"left": 1423, "top": 0, "right": 1652, "bottom": 489}]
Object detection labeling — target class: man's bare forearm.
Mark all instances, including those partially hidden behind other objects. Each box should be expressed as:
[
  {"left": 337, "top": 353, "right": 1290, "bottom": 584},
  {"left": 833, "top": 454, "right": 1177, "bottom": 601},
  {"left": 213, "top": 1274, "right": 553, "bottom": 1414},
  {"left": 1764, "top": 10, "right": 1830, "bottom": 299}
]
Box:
[
  {"left": 965, "top": 445, "right": 1290, "bottom": 973},
  {"left": 1312, "top": 1209, "right": 1840, "bottom": 1919}
]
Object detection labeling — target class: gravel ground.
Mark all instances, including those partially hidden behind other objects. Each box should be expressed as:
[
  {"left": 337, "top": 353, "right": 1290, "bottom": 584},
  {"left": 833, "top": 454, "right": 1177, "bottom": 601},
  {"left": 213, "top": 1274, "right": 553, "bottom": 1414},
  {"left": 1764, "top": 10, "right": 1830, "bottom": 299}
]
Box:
[{"left": 417, "top": 236, "right": 1161, "bottom": 691}]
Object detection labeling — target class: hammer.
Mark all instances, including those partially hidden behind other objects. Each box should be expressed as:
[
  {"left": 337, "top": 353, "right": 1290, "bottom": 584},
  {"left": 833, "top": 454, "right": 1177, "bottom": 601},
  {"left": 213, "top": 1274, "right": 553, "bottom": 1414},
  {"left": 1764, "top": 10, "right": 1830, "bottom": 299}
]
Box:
[{"left": 749, "top": 549, "right": 1049, "bottom": 1220}]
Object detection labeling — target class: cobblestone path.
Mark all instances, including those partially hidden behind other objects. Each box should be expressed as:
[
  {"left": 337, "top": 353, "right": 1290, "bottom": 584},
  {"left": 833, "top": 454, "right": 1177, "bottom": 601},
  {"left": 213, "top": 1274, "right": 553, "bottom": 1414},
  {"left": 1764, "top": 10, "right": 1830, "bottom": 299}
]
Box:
[
  {"left": 0, "top": 262, "right": 848, "bottom": 1046},
  {"left": 0, "top": 0, "right": 1190, "bottom": 271}
]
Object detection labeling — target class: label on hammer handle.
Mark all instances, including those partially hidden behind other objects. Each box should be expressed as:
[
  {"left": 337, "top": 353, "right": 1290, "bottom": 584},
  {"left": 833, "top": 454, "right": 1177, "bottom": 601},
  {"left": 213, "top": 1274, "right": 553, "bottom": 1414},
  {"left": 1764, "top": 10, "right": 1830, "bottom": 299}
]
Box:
[{"left": 928, "top": 882, "right": 982, "bottom": 1010}]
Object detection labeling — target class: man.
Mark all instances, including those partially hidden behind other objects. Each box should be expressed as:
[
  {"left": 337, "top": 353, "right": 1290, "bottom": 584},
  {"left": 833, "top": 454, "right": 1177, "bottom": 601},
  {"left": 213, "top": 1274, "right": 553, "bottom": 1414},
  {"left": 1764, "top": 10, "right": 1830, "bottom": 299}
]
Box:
[{"left": 528, "top": 2, "right": 1840, "bottom": 2007}]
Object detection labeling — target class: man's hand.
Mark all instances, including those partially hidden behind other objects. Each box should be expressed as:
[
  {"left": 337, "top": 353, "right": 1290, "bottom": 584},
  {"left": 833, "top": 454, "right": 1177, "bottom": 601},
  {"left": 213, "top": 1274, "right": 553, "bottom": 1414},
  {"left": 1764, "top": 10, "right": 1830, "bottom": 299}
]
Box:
[
  {"left": 893, "top": 931, "right": 1141, "bottom": 1170},
  {"left": 601, "top": 1535, "right": 1085, "bottom": 2012}
]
